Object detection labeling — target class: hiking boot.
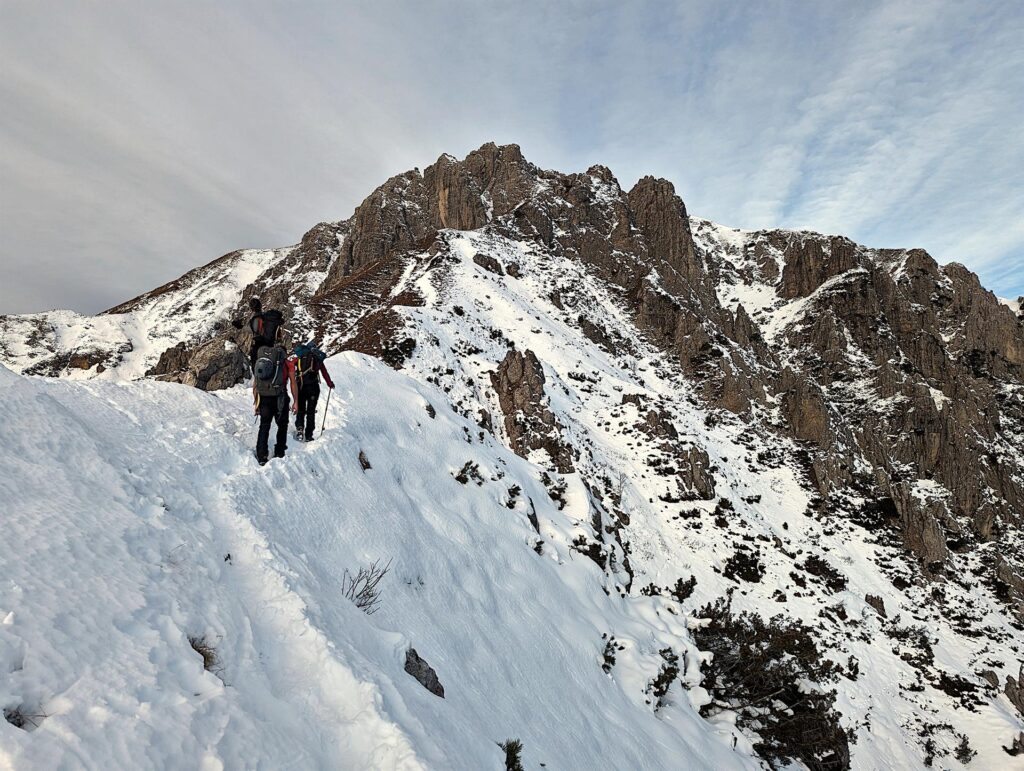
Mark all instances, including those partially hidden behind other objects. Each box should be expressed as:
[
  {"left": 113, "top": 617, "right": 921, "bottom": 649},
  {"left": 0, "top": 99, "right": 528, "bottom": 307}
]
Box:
[{"left": 254, "top": 450, "right": 268, "bottom": 466}]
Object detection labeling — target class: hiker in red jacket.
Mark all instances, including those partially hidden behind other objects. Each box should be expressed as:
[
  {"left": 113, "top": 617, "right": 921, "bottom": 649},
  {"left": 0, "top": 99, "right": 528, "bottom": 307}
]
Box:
[{"left": 290, "top": 342, "right": 334, "bottom": 442}]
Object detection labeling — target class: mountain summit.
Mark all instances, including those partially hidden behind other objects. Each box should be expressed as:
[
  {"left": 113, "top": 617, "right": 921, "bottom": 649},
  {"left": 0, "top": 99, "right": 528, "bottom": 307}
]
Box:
[{"left": 2, "top": 143, "right": 1023, "bottom": 768}]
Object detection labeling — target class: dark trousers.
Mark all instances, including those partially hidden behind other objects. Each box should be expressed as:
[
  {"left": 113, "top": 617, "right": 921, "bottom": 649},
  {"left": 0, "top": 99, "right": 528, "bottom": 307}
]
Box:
[
  {"left": 256, "top": 394, "right": 290, "bottom": 460},
  {"left": 295, "top": 383, "right": 320, "bottom": 439}
]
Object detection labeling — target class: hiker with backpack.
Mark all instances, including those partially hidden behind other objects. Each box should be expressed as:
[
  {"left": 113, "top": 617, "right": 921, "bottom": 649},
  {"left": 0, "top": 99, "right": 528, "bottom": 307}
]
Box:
[
  {"left": 291, "top": 341, "right": 334, "bottom": 442},
  {"left": 252, "top": 325, "right": 298, "bottom": 465},
  {"left": 247, "top": 298, "right": 285, "bottom": 375}
]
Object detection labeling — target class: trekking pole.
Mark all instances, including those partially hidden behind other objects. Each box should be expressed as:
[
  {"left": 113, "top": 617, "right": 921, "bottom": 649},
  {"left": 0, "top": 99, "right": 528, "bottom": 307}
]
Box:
[{"left": 320, "top": 387, "right": 332, "bottom": 438}]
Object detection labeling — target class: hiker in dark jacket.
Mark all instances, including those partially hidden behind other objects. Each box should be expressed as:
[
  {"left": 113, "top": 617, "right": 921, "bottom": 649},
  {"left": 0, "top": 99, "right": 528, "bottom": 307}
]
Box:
[
  {"left": 247, "top": 298, "right": 286, "bottom": 375},
  {"left": 252, "top": 326, "right": 298, "bottom": 465},
  {"left": 290, "top": 342, "right": 334, "bottom": 442},
  {"left": 247, "top": 298, "right": 269, "bottom": 373}
]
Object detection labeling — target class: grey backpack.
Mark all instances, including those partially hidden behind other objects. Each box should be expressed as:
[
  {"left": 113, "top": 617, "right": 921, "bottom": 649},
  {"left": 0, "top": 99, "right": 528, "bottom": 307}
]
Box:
[{"left": 254, "top": 345, "right": 287, "bottom": 397}]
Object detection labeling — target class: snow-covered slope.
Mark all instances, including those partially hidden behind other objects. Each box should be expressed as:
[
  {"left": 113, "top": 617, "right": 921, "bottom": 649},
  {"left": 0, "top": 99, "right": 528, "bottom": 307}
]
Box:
[
  {"left": 1, "top": 357, "right": 760, "bottom": 770},
  {"left": 385, "top": 229, "right": 1024, "bottom": 769}
]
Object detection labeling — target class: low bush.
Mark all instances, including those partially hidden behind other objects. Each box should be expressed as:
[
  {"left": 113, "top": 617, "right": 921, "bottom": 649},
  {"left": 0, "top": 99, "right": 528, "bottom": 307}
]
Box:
[
  {"left": 692, "top": 598, "right": 850, "bottom": 770},
  {"left": 671, "top": 576, "right": 697, "bottom": 602},
  {"left": 498, "top": 738, "right": 524, "bottom": 771},
  {"left": 647, "top": 648, "right": 681, "bottom": 711}
]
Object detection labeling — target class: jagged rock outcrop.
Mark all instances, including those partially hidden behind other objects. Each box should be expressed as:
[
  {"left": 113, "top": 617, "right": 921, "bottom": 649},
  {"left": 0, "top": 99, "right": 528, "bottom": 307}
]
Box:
[
  {"left": 778, "top": 234, "right": 859, "bottom": 299},
  {"left": 149, "top": 338, "right": 248, "bottom": 390},
  {"left": 490, "top": 349, "right": 574, "bottom": 473},
  {"left": 891, "top": 484, "right": 949, "bottom": 569},
  {"left": 148, "top": 341, "right": 190, "bottom": 379},
  {"left": 864, "top": 594, "right": 886, "bottom": 617},
  {"left": 1007, "top": 733, "right": 1024, "bottom": 757},
  {"left": 627, "top": 176, "right": 706, "bottom": 296},
  {"left": 678, "top": 446, "right": 716, "bottom": 500},
  {"left": 759, "top": 231, "right": 1024, "bottom": 566},
  {"left": 323, "top": 143, "right": 535, "bottom": 288},
  {"left": 184, "top": 340, "right": 248, "bottom": 390},
  {"left": 404, "top": 648, "right": 444, "bottom": 698},
  {"left": 779, "top": 367, "right": 833, "bottom": 447},
  {"left": 1006, "top": 665, "right": 1024, "bottom": 717}
]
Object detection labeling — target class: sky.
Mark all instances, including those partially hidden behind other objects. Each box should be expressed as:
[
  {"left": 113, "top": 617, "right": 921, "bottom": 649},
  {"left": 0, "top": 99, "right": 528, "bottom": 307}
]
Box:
[{"left": 1, "top": 0, "right": 1022, "bottom": 314}]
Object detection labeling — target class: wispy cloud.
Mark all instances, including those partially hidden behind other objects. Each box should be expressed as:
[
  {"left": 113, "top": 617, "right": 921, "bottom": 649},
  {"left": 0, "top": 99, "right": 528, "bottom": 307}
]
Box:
[{"left": 1, "top": 0, "right": 1021, "bottom": 313}]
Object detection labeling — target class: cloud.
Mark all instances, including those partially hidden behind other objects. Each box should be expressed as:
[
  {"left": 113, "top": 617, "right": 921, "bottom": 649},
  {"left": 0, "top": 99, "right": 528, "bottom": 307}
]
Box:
[{"left": 1, "top": 0, "right": 1021, "bottom": 313}]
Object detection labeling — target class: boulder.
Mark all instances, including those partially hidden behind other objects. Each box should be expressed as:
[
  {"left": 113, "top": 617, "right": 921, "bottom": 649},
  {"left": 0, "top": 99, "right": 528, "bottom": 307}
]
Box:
[
  {"left": 405, "top": 648, "right": 444, "bottom": 698},
  {"left": 183, "top": 339, "right": 248, "bottom": 391},
  {"left": 148, "top": 339, "right": 247, "bottom": 391},
  {"left": 473, "top": 253, "right": 505, "bottom": 276}
]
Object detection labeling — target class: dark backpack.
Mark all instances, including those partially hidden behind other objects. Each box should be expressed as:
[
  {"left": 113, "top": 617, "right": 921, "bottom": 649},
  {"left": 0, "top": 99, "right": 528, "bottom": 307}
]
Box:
[
  {"left": 250, "top": 309, "right": 284, "bottom": 343},
  {"left": 254, "top": 345, "right": 287, "bottom": 397},
  {"left": 294, "top": 343, "right": 326, "bottom": 387}
]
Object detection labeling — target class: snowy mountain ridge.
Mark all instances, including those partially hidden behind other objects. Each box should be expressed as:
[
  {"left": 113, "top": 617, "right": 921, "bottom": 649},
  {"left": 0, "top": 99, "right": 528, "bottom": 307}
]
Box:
[{"left": 2, "top": 143, "right": 1024, "bottom": 769}]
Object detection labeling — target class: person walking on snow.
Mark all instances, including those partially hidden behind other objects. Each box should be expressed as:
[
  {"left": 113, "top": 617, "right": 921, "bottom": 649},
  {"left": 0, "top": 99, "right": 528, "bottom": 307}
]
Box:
[
  {"left": 252, "top": 326, "right": 298, "bottom": 465},
  {"left": 245, "top": 297, "right": 285, "bottom": 375},
  {"left": 291, "top": 341, "right": 334, "bottom": 442}
]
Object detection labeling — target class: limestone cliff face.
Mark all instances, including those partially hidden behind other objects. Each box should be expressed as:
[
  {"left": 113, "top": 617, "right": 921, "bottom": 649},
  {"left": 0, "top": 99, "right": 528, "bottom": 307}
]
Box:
[
  {"left": 301, "top": 144, "right": 760, "bottom": 415},
  {"left": 322, "top": 143, "right": 537, "bottom": 288},
  {"left": 707, "top": 224, "right": 1024, "bottom": 581}
]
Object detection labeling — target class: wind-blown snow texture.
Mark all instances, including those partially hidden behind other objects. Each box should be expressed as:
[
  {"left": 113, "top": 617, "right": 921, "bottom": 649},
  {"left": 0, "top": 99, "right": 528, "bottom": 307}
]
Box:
[
  {"left": 2, "top": 144, "right": 1023, "bottom": 770},
  {"left": 1, "top": 357, "right": 758, "bottom": 770}
]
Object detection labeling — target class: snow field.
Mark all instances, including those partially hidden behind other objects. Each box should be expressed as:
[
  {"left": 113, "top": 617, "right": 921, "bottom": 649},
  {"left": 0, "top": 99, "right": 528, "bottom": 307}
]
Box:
[{"left": 0, "top": 357, "right": 755, "bottom": 770}]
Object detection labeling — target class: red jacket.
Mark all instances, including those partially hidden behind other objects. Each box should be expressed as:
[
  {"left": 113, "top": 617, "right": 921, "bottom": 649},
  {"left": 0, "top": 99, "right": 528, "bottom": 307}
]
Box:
[{"left": 291, "top": 355, "right": 334, "bottom": 389}]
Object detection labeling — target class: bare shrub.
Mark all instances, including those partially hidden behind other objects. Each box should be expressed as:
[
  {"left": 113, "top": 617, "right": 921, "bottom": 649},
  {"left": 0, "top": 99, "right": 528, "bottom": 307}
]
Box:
[
  {"left": 188, "top": 635, "right": 220, "bottom": 674},
  {"left": 3, "top": 706, "right": 47, "bottom": 730},
  {"left": 343, "top": 559, "right": 392, "bottom": 614}
]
